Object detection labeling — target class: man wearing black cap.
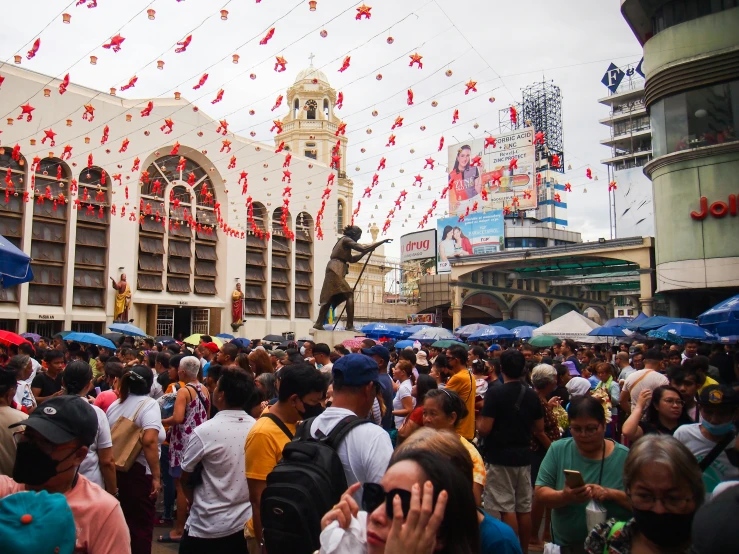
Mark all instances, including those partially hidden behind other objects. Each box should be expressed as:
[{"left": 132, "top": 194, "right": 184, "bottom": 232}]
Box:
[
  {"left": 0, "top": 395, "right": 131, "bottom": 553},
  {"left": 307, "top": 354, "right": 393, "bottom": 500},
  {"left": 361, "top": 345, "right": 394, "bottom": 430},
  {"left": 674, "top": 384, "right": 739, "bottom": 496}
]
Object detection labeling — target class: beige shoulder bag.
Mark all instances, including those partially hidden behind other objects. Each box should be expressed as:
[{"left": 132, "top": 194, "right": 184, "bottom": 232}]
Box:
[{"left": 110, "top": 398, "right": 150, "bottom": 472}]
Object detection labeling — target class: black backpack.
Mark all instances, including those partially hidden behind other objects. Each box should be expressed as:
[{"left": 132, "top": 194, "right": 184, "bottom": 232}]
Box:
[{"left": 261, "top": 415, "right": 372, "bottom": 554}]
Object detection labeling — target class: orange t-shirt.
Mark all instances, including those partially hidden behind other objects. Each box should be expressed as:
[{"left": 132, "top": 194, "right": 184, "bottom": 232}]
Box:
[{"left": 0, "top": 474, "right": 131, "bottom": 553}]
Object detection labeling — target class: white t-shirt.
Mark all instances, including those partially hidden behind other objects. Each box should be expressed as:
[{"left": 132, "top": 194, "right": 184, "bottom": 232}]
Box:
[
  {"left": 673, "top": 423, "right": 739, "bottom": 496},
  {"left": 617, "top": 365, "right": 634, "bottom": 381},
  {"left": 309, "top": 407, "right": 393, "bottom": 501},
  {"left": 149, "top": 378, "right": 163, "bottom": 400},
  {"left": 623, "top": 369, "right": 668, "bottom": 410},
  {"left": 27, "top": 358, "right": 42, "bottom": 384},
  {"left": 79, "top": 404, "right": 113, "bottom": 489},
  {"left": 181, "top": 410, "right": 256, "bottom": 538},
  {"left": 319, "top": 362, "right": 333, "bottom": 376},
  {"left": 14, "top": 381, "right": 36, "bottom": 411},
  {"left": 106, "top": 395, "right": 164, "bottom": 474},
  {"left": 393, "top": 379, "right": 415, "bottom": 429}
]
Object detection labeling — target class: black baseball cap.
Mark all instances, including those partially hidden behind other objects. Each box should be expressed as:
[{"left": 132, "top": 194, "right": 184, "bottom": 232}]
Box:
[
  {"left": 697, "top": 385, "right": 739, "bottom": 406},
  {"left": 10, "top": 396, "right": 98, "bottom": 446}
]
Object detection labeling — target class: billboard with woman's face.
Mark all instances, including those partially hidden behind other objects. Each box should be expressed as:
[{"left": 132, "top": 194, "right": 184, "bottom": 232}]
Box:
[
  {"left": 436, "top": 211, "right": 504, "bottom": 274},
  {"left": 447, "top": 129, "right": 537, "bottom": 215}
]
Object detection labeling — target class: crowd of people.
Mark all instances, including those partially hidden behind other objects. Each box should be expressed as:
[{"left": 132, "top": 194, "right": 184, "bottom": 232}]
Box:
[{"left": 0, "top": 331, "right": 737, "bottom": 554}]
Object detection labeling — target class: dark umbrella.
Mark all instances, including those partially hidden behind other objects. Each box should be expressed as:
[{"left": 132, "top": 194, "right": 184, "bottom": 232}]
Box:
[
  {"left": 231, "top": 338, "right": 251, "bottom": 349},
  {"left": 103, "top": 332, "right": 124, "bottom": 343},
  {"left": 496, "top": 319, "right": 541, "bottom": 330},
  {"left": 263, "top": 334, "right": 285, "bottom": 343},
  {"left": 155, "top": 336, "right": 176, "bottom": 342}
]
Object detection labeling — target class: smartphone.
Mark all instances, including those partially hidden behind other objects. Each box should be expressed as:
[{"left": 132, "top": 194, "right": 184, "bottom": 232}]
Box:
[
  {"left": 95, "top": 387, "right": 102, "bottom": 395},
  {"left": 564, "top": 470, "right": 585, "bottom": 489}
]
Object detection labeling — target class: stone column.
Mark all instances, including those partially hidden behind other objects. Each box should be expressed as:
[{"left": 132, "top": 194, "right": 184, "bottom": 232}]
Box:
[
  {"left": 639, "top": 298, "right": 654, "bottom": 317},
  {"left": 450, "top": 282, "right": 462, "bottom": 329},
  {"left": 501, "top": 310, "right": 512, "bottom": 320},
  {"left": 639, "top": 271, "right": 654, "bottom": 316}
]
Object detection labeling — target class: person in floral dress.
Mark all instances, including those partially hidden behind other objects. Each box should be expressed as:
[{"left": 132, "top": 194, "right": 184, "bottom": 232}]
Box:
[{"left": 159, "top": 356, "right": 210, "bottom": 544}]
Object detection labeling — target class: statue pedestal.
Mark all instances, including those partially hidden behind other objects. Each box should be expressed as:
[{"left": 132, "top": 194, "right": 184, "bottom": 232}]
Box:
[{"left": 309, "top": 329, "right": 365, "bottom": 346}]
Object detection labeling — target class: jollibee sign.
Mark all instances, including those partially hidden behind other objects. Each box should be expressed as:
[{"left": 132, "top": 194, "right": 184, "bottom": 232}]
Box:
[{"left": 400, "top": 230, "right": 437, "bottom": 263}]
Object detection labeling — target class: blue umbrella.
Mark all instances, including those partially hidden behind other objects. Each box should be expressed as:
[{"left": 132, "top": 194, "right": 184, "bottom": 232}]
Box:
[
  {"left": 588, "top": 326, "right": 628, "bottom": 337},
  {"left": 512, "top": 326, "right": 537, "bottom": 339},
  {"left": 215, "top": 333, "right": 235, "bottom": 340},
  {"left": 603, "top": 317, "right": 633, "bottom": 327},
  {"left": 468, "top": 326, "right": 516, "bottom": 341},
  {"left": 362, "top": 323, "right": 404, "bottom": 339},
  {"left": 63, "top": 332, "right": 117, "bottom": 349},
  {"left": 400, "top": 325, "right": 431, "bottom": 338},
  {"left": 647, "top": 323, "right": 716, "bottom": 342},
  {"left": 231, "top": 338, "right": 250, "bottom": 348},
  {"left": 0, "top": 234, "right": 33, "bottom": 287},
  {"left": 495, "top": 319, "right": 541, "bottom": 330},
  {"left": 625, "top": 316, "right": 694, "bottom": 332},
  {"left": 408, "top": 327, "right": 457, "bottom": 343},
  {"left": 109, "top": 322, "right": 147, "bottom": 337},
  {"left": 21, "top": 332, "right": 41, "bottom": 343},
  {"left": 698, "top": 294, "right": 739, "bottom": 337},
  {"left": 455, "top": 323, "right": 491, "bottom": 338},
  {"left": 394, "top": 340, "right": 416, "bottom": 349}
]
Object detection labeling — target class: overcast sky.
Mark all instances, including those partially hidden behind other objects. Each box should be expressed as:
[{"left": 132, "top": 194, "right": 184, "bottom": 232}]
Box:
[{"left": 0, "top": 0, "right": 643, "bottom": 256}]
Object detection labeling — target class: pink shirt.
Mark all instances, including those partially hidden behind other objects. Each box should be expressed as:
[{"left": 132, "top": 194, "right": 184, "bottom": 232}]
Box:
[
  {"left": 94, "top": 390, "right": 119, "bottom": 413},
  {"left": 0, "top": 474, "right": 131, "bottom": 553}
]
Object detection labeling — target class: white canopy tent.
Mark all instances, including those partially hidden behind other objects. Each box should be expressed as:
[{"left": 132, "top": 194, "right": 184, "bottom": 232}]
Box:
[{"left": 532, "top": 310, "right": 605, "bottom": 343}]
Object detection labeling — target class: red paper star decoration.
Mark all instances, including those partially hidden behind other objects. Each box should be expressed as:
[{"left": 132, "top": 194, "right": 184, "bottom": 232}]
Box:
[
  {"left": 509, "top": 158, "right": 518, "bottom": 171},
  {"left": 470, "top": 156, "right": 481, "bottom": 167},
  {"left": 484, "top": 136, "right": 496, "bottom": 150},
  {"left": 464, "top": 80, "right": 477, "bottom": 95},
  {"left": 17, "top": 104, "right": 35, "bottom": 122},
  {"left": 41, "top": 129, "right": 57, "bottom": 146},
  {"left": 609, "top": 181, "right": 617, "bottom": 191},
  {"left": 424, "top": 158, "right": 435, "bottom": 170},
  {"left": 102, "top": 34, "right": 126, "bottom": 53},
  {"left": 391, "top": 116, "right": 404, "bottom": 130},
  {"left": 274, "top": 56, "right": 288, "bottom": 73},
  {"left": 356, "top": 4, "right": 372, "bottom": 20},
  {"left": 409, "top": 53, "right": 423, "bottom": 69},
  {"left": 534, "top": 131, "right": 545, "bottom": 145},
  {"left": 586, "top": 168, "right": 593, "bottom": 179}
]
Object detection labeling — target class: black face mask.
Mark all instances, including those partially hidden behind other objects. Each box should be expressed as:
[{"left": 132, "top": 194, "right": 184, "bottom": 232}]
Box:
[
  {"left": 298, "top": 401, "right": 325, "bottom": 420},
  {"left": 13, "top": 440, "right": 79, "bottom": 486},
  {"left": 632, "top": 508, "right": 694, "bottom": 548}
]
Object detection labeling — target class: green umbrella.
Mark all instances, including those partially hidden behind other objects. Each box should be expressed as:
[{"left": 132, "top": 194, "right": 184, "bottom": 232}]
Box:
[
  {"left": 431, "top": 340, "right": 470, "bottom": 350},
  {"left": 528, "top": 335, "right": 561, "bottom": 348}
]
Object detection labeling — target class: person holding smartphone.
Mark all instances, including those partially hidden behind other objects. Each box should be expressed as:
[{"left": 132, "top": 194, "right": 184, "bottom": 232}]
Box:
[{"left": 534, "top": 396, "right": 632, "bottom": 553}]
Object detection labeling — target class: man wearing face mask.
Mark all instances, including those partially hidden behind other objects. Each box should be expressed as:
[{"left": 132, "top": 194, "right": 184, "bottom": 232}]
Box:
[
  {"left": 308, "top": 354, "right": 393, "bottom": 501},
  {"left": 674, "top": 385, "right": 739, "bottom": 497},
  {"left": 245, "top": 363, "right": 328, "bottom": 550},
  {"left": 0, "top": 395, "right": 131, "bottom": 553}
]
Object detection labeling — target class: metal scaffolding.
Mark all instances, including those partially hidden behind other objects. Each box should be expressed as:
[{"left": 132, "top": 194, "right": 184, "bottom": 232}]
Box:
[{"left": 498, "top": 80, "right": 565, "bottom": 174}]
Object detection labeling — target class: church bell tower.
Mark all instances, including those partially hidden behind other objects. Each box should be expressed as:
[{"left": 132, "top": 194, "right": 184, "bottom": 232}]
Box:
[{"left": 276, "top": 55, "right": 353, "bottom": 234}]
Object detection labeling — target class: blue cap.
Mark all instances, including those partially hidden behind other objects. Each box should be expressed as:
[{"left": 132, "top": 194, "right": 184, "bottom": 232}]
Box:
[
  {"left": 361, "top": 345, "right": 390, "bottom": 365},
  {"left": 333, "top": 354, "right": 380, "bottom": 386},
  {"left": 487, "top": 344, "right": 501, "bottom": 352},
  {"left": 0, "top": 490, "right": 76, "bottom": 554}
]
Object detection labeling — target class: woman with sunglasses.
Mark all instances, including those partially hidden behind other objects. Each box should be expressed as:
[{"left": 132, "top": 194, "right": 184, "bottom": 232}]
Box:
[
  {"left": 320, "top": 449, "right": 478, "bottom": 554},
  {"left": 621, "top": 386, "right": 692, "bottom": 442},
  {"left": 535, "top": 396, "right": 632, "bottom": 553}
]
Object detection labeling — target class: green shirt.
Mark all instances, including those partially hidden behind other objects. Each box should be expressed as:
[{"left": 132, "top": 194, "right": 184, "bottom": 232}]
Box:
[{"left": 535, "top": 438, "right": 631, "bottom": 547}]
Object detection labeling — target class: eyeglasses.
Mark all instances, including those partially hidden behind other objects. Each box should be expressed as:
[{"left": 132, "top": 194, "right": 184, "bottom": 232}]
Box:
[
  {"left": 662, "top": 398, "right": 685, "bottom": 406},
  {"left": 362, "top": 483, "right": 413, "bottom": 519},
  {"left": 629, "top": 492, "right": 694, "bottom": 511},
  {"left": 569, "top": 425, "right": 601, "bottom": 437}
]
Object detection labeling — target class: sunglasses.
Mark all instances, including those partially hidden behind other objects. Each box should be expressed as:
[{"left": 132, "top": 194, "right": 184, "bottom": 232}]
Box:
[{"left": 362, "top": 483, "right": 413, "bottom": 519}]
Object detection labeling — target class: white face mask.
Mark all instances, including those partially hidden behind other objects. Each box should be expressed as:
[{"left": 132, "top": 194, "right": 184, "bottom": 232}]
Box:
[{"left": 300, "top": 346, "right": 306, "bottom": 356}]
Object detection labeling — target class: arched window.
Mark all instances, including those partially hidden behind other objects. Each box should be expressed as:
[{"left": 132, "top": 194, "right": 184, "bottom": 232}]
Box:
[
  {"left": 193, "top": 180, "right": 217, "bottom": 296},
  {"left": 293, "top": 98, "right": 300, "bottom": 119},
  {"left": 271, "top": 207, "right": 292, "bottom": 318},
  {"left": 245, "top": 202, "right": 268, "bottom": 317},
  {"left": 337, "top": 199, "right": 345, "bottom": 234},
  {"left": 295, "top": 212, "right": 314, "bottom": 320},
  {"left": 28, "top": 158, "right": 70, "bottom": 306},
  {"left": 73, "top": 167, "right": 110, "bottom": 308},
  {"left": 323, "top": 99, "right": 330, "bottom": 119},
  {"left": 0, "top": 149, "right": 27, "bottom": 305},
  {"left": 306, "top": 100, "right": 317, "bottom": 120}
]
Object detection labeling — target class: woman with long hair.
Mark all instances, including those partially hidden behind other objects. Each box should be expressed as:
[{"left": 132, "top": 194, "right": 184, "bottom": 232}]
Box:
[
  {"left": 622, "top": 385, "right": 691, "bottom": 442},
  {"left": 63, "top": 360, "right": 117, "bottom": 494},
  {"left": 321, "top": 449, "right": 479, "bottom": 554},
  {"left": 248, "top": 349, "right": 273, "bottom": 376},
  {"left": 106, "top": 365, "right": 164, "bottom": 554},
  {"left": 397, "top": 374, "right": 437, "bottom": 444},
  {"left": 452, "top": 227, "right": 473, "bottom": 256},
  {"left": 448, "top": 145, "right": 482, "bottom": 213},
  {"left": 423, "top": 389, "right": 486, "bottom": 505},
  {"left": 391, "top": 360, "right": 415, "bottom": 429},
  {"left": 438, "top": 225, "right": 455, "bottom": 263}
]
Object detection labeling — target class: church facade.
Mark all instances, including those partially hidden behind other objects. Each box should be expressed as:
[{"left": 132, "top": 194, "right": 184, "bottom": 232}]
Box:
[{"left": 0, "top": 63, "right": 355, "bottom": 340}]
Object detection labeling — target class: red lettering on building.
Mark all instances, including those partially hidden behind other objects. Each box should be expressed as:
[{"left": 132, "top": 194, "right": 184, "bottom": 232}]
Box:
[{"left": 691, "top": 195, "right": 737, "bottom": 220}]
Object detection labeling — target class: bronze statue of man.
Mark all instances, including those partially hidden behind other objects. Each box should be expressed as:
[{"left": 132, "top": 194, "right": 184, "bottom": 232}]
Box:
[{"left": 314, "top": 225, "right": 391, "bottom": 331}]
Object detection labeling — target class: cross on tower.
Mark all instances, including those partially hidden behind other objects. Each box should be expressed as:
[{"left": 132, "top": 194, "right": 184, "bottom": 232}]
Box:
[{"left": 308, "top": 52, "right": 315, "bottom": 66}]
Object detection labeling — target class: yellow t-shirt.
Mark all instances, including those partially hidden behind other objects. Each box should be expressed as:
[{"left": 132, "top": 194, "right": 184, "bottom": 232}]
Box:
[
  {"left": 698, "top": 376, "right": 719, "bottom": 394},
  {"left": 446, "top": 369, "right": 476, "bottom": 441},
  {"left": 460, "top": 436, "right": 486, "bottom": 487},
  {"left": 245, "top": 415, "right": 297, "bottom": 481}
]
